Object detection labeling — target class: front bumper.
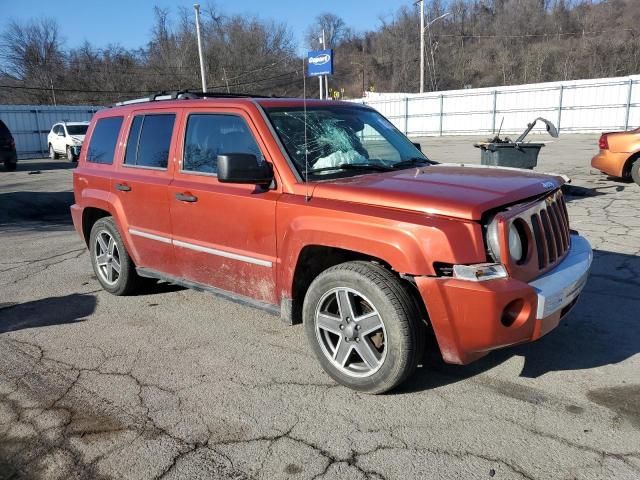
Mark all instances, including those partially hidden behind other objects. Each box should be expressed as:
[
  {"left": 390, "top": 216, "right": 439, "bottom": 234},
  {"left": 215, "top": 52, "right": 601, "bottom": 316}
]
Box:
[{"left": 416, "top": 234, "right": 592, "bottom": 365}]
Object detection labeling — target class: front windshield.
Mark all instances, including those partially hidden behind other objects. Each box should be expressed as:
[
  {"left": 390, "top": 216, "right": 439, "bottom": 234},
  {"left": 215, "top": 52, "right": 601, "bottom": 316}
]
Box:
[
  {"left": 264, "top": 106, "right": 431, "bottom": 180},
  {"left": 66, "top": 124, "right": 88, "bottom": 135}
]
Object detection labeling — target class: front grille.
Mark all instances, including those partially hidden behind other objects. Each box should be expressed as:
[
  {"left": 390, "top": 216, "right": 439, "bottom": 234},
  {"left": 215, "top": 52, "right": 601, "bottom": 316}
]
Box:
[
  {"left": 495, "top": 190, "right": 571, "bottom": 282},
  {"left": 529, "top": 192, "right": 570, "bottom": 269}
]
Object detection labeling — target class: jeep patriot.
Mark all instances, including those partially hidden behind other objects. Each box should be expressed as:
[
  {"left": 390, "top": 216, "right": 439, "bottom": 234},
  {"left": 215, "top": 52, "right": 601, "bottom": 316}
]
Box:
[{"left": 71, "top": 92, "right": 592, "bottom": 393}]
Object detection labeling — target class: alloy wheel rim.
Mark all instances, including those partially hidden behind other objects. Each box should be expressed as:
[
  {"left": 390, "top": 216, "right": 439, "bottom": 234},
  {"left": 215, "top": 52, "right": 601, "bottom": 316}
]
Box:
[
  {"left": 94, "top": 230, "right": 121, "bottom": 286},
  {"left": 314, "top": 287, "right": 387, "bottom": 378}
]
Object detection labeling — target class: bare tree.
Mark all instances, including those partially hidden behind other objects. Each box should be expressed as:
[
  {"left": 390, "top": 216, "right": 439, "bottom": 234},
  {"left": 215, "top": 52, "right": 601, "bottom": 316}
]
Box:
[{"left": 306, "top": 13, "right": 350, "bottom": 49}]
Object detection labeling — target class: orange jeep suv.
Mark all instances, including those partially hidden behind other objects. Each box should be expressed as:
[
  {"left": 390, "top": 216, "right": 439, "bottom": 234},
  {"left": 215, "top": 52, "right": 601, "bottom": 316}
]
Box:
[{"left": 71, "top": 92, "right": 592, "bottom": 393}]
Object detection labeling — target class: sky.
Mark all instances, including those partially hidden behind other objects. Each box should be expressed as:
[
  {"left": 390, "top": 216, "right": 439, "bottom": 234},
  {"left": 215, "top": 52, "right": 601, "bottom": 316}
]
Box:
[{"left": 0, "top": 0, "right": 410, "bottom": 53}]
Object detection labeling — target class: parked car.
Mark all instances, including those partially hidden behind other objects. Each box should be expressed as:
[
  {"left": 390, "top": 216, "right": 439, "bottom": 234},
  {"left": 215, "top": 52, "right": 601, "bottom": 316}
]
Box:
[
  {"left": 47, "top": 121, "right": 89, "bottom": 161},
  {"left": 71, "top": 92, "right": 593, "bottom": 394},
  {"left": 0, "top": 119, "right": 17, "bottom": 171},
  {"left": 591, "top": 128, "right": 640, "bottom": 185}
]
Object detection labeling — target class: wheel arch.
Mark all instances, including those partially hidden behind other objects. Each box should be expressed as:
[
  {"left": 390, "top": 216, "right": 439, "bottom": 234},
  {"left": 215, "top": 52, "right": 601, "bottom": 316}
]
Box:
[
  {"left": 81, "top": 207, "right": 111, "bottom": 246},
  {"left": 285, "top": 245, "right": 427, "bottom": 326},
  {"left": 622, "top": 151, "right": 640, "bottom": 178}
]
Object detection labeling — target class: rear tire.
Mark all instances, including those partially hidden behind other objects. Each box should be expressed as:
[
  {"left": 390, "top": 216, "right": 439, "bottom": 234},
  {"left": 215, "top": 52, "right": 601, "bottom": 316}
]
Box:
[
  {"left": 89, "top": 217, "right": 141, "bottom": 295},
  {"left": 631, "top": 157, "right": 640, "bottom": 186},
  {"left": 303, "top": 261, "right": 425, "bottom": 394},
  {"left": 4, "top": 160, "right": 16, "bottom": 171}
]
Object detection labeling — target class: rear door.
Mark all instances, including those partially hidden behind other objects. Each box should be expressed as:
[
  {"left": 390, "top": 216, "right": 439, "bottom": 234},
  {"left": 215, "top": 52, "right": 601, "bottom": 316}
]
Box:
[
  {"left": 112, "top": 109, "right": 181, "bottom": 276},
  {"left": 168, "top": 107, "right": 279, "bottom": 304}
]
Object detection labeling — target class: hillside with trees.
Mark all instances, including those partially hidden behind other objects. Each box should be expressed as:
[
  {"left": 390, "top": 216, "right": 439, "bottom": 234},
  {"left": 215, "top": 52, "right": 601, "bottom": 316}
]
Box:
[{"left": 0, "top": 0, "right": 638, "bottom": 105}]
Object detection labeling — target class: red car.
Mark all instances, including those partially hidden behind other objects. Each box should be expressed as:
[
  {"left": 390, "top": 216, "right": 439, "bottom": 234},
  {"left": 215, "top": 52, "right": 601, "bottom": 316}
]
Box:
[{"left": 71, "top": 92, "right": 592, "bottom": 393}]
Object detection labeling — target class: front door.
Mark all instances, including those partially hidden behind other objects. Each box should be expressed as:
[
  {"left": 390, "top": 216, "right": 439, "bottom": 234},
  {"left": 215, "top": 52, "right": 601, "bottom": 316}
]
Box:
[
  {"left": 53, "top": 125, "right": 66, "bottom": 153},
  {"left": 112, "top": 109, "right": 180, "bottom": 276},
  {"left": 168, "top": 109, "right": 279, "bottom": 304}
]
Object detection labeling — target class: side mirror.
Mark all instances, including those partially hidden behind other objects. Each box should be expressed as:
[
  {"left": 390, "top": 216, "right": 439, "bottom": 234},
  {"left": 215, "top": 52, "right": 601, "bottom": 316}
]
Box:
[
  {"left": 217, "top": 154, "right": 273, "bottom": 186},
  {"left": 58, "top": 131, "right": 65, "bottom": 137},
  {"left": 412, "top": 142, "right": 422, "bottom": 152}
]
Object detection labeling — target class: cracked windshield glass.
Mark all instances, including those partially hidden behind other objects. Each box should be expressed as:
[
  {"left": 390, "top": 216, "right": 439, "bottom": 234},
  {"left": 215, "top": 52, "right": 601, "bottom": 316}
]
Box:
[{"left": 265, "top": 106, "right": 430, "bottom": 179}]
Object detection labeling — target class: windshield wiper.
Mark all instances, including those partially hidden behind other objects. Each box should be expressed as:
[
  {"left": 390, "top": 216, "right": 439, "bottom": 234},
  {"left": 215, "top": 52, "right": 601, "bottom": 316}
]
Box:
[
  {"left": 306, "top": 163, "right": 393, "bottom": 175},
  {"left": 392, "top": 157, "right": 438, "bottom": 169}
]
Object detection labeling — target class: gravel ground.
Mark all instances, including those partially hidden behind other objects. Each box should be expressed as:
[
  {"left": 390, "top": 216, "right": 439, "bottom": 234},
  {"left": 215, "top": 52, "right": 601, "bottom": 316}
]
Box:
[{"left": 0, "top": 134, "right": 639, "bottom": 480}]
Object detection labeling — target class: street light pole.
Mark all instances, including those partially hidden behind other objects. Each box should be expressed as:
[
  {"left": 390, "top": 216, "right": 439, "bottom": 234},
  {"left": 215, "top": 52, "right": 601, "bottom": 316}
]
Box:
[
  {"left": 415, "top": 1, "right": 450, "bottom": 94},
  {"left": 194, "top": 4, "right": 207, "bottom": 93}
]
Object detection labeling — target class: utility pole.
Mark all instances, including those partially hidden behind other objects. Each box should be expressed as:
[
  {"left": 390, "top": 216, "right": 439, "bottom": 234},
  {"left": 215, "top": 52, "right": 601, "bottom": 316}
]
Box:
[
  {"left": 418, "top": 0, "right": 425, "bottom": 94},
  {"left": 50, "top": 78, "right": 57, "bottom": 106},
  {"left": 222, "top": 67, "right": 230, "bottom": 93},
  {"left": 194, "top": 4, "right": 207, "bottom": 93}
]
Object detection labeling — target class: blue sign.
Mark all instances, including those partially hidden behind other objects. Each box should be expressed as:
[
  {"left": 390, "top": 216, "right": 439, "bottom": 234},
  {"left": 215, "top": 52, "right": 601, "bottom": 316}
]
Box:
[{"left": 307, "top": 49, "right": 333, "bottom": 77}]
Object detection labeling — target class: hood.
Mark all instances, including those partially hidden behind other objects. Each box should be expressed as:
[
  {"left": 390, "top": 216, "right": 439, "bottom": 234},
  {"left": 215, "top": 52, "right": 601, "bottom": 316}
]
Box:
[
  {"left": 70, "top": 135, "right": 85, "bottom": 143},
  {"left": 311, "top": 164, "right": 566, "bottom": 220}
]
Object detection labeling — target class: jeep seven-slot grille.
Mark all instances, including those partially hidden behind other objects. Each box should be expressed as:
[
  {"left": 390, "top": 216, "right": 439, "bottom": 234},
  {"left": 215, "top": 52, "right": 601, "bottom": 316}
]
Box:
[{"left": 529, "top": 192, "right": 570, "bottom": 270}]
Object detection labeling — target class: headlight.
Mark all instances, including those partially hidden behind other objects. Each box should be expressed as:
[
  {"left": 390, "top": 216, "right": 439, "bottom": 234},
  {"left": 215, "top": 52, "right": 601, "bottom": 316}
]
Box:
[
  {"left": 486, "top": 218, "right": 526, "bottom": 263},
  {"left": 508, "top": 223, "right": 524, "bottom": 262}
]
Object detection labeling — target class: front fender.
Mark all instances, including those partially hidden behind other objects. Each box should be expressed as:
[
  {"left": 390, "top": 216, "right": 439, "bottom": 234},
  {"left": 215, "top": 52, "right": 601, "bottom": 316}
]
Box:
[{"left": 276, "top": 195, "right": 486, "bottom": 299}]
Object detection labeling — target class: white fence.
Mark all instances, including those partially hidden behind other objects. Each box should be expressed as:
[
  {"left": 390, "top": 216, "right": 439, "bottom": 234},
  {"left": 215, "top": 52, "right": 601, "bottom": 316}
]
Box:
[
  {"left": 351, "top": 75, "right": 640, "bottom": 137},
  {"left": 0, "top": 105, "right": 101, "bottom": 158}
]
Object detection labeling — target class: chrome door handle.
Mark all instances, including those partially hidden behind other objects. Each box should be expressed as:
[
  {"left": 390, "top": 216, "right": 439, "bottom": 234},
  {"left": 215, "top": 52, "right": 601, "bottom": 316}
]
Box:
[
  {"left": 175, "top": 192, "right": 198, "bottom": 203},
  {"left": 115, "top": 183, "right": 131, "bottom": 192}
]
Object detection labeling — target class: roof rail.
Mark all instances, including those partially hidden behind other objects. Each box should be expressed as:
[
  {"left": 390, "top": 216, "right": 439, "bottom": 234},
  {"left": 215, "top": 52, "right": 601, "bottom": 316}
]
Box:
[{"left": 113, "top": 90, "right": 274, "bottom": 107}]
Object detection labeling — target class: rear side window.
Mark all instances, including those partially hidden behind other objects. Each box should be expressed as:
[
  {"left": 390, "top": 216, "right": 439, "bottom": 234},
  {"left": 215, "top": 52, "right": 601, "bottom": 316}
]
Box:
[
  {"left": 124, "top": 114, "right": 175, "bottom": 169},
  {"left": 183, "top": 114, "right": 263, "bottom": 174},
  {"left": 86, "top": 117, "right": 123, "bottom": 164}
]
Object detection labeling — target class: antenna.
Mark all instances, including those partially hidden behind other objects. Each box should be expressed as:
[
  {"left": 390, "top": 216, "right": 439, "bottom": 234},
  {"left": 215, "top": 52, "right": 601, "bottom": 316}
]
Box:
[
  {"left": 303, "top": 56, "right": 310, "bottom": 202},
  {"left": 496, "top": 116, "right": 504, "bottom": 139}
]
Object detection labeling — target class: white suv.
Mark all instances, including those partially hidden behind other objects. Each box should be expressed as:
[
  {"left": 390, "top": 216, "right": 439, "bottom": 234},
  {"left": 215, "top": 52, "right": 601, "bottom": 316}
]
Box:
[{"left": 47, "top": 122, "right": 89, "bottom": 161}]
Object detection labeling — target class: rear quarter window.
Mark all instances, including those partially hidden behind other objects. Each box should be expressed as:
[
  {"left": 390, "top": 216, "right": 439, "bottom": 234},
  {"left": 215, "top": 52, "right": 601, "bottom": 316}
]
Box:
[{"left": 86, "top": 117, "right": 123, "bottom": 164}]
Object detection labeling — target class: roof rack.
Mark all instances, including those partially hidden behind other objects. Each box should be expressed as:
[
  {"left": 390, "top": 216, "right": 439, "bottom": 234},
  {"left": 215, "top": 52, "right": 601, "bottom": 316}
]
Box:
[{"left": 113, "top": 90, "right": 273, "bottom": 107}]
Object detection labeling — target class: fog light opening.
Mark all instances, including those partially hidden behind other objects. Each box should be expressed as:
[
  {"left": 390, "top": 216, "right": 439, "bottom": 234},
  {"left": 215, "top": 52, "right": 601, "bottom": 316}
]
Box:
[{"left": 501, "top": 299, "right": 528, "bottom": 327}]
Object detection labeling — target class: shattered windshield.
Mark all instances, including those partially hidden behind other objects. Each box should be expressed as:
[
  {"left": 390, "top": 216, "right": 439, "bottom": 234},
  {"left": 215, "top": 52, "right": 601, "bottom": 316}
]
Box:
[{"left": 264, "top": 106, "right": 431, "bottom": 180}]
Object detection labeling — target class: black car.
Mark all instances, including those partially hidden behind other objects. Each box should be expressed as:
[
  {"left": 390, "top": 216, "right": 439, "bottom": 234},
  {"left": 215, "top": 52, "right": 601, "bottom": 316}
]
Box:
[{"left": 0, "top": 119, "right": 17, "bottom": 171}]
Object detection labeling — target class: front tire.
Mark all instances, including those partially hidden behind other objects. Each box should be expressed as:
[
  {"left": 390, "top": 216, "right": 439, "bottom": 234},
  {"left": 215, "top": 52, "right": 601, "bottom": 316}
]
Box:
[
  {"left": 303, "top": 261, "right": 425, "bottom": 394},
  {"left": 67, "top": 146, "right": 77, "bottom": 162},
  {"left": 631, "top": 157, "right": 640, "bottom": 186},
  {"left": 4, "top": 159, "right": 16, "bottom": 171},
  {"left": 49, "top": 144, "right": 59, "bottom": 160},
  {"left": 89, "top": 217, "right": 141, "bottom": 295}
]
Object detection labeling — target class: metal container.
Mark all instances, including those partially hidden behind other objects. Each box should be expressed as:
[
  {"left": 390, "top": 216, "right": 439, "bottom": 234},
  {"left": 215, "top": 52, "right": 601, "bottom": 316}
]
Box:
[{"left": 477, "top": 142, "right": 544, "bottom": 169}]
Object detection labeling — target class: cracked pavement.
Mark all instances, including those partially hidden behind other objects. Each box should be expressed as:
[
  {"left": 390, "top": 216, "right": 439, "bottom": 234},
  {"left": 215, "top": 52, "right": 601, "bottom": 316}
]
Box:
[{"left": 1, "top": 135, "right": 639, "bottom": 479}]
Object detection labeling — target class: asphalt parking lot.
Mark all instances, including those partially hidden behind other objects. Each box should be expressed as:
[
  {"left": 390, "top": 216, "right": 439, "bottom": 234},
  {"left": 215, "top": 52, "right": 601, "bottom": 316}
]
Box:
[{"left": 1, "top": 134, "right": 639, "bottom": 480}]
